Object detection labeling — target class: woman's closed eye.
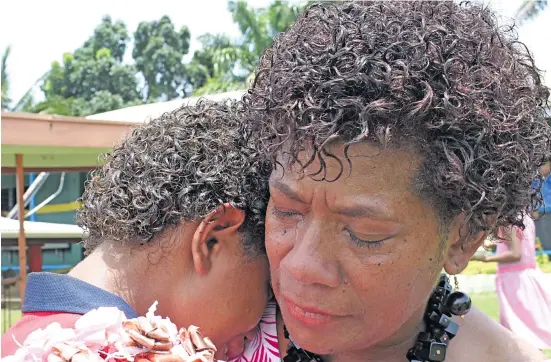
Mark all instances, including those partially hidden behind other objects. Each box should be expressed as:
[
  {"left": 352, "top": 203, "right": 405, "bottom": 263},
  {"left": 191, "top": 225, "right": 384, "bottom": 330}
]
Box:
[
  {"left": 272, "top": 206, "right": 302, "bottom": 218},
  {"left": 344, "top": 228, "right": 389, "bottom": 249}
]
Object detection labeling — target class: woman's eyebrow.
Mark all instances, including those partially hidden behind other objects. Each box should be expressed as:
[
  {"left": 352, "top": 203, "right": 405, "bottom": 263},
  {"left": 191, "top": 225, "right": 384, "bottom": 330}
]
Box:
[
  {"left": 334, "top": 196, "right": 396, "bottom": 221},
  {"left": 269, "top": 180, "right": 305, "bottom": 203},
  {"left": 337, "top": 206, "right": 377, "bottom": 218}
]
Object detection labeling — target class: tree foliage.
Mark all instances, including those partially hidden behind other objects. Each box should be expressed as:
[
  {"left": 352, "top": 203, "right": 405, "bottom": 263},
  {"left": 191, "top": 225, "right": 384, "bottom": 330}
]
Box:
[
  {"left": 515, "top": 0, "right": 548, "bottom": 24},
  {"left": 1, "top": 46, "right": 11, "bottom": 110},
  {"left": 33, "top": 16, "right": 141, "bottom": 116},
  {"left": 5, "top": 1, "right": 306, "bottom": 115},
  {"left": 192, "top": 0, "right": 304, "bottom": 95},
  {"left": 133, "top": 16, "right": 191, "bottom": 100},
  {"left": 189, "top": 34, "right": 246, "bottom": 96},
  {"left": 1, "top": 45, "right": 44, "bottom": 112},
  {"left": 31, "top": 15, "right": 193, "bottom": 116}
]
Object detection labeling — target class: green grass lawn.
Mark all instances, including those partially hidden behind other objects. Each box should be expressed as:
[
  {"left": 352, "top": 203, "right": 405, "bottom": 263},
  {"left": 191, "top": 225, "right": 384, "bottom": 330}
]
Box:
[
  {"left": 1, "top": 308, "right": 21, "bottom": 334},
  {"left": 471, "top": 292, "right": 500, "bottom": 321},
  {"left": 472, "top": 292, "right": 551, "bottom": 358},
  {"left": 2, "top": 294, "right": 550, "bottom": 358},
  {"left": 464, "top": 259, "right": 551, "bottom": 275}
]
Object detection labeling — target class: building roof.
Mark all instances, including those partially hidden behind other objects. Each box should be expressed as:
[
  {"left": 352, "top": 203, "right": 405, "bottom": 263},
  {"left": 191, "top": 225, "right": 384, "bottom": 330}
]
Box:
[
  {"left": 86, "top": 91, "right": 245, "bottom": 123},
  {"left": 1, "top": 91, "right": 246, "bottom": 173},
  {"left": 0, "top": 217, "right": 84, "bottom": 239}
]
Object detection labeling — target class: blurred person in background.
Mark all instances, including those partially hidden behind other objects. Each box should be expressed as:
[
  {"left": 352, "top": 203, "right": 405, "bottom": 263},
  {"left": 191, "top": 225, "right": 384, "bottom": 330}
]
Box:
[
  {"left": 534, "top": 159, "right": 551, "bottom": 249},
  {"left": 472, "top": 212, "right": 551, "bottom": 350}
]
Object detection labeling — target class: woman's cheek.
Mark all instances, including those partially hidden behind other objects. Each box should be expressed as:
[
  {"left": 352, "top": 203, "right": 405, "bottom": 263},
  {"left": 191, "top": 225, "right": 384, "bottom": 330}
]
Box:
[
  {"left": 266, "top": 215, "right": 298, "bottom": 276},
  {"left": 266, "top": 218, "right": 285, "bottom": 260}
]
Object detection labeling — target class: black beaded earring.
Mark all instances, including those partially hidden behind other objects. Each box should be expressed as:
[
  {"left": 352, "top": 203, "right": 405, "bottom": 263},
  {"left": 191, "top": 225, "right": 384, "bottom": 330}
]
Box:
[{"left": 406, "top": 274, "right": 471, "bottom": 362}]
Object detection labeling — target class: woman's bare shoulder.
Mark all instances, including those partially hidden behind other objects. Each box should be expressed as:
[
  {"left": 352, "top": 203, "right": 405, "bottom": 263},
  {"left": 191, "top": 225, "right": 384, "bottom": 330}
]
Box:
[{"left": 447, "top": 307, "right": 546, "bottom": 362}]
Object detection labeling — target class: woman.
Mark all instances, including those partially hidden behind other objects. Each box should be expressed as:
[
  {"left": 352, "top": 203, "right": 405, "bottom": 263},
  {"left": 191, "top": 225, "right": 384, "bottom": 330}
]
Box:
[
  {"left": 244, "top": 1, "right": 551, "bottom": 361},
  {"left": 473, "top": 214, "right": 551, "bottom": 349}
]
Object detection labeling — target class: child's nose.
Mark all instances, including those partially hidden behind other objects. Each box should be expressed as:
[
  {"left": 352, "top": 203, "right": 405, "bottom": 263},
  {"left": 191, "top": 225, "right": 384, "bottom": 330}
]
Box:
[
  {"left": 244, "top": 328, "right": 257, "bottom": 341},
  {"left": 224, "top": 328, "right": 258, "bottom": 359}
]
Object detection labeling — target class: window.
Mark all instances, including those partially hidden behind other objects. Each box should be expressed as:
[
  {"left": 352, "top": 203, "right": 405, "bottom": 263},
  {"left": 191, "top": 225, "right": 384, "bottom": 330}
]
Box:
[
  {"left": 1, "top": 188, "right": 16, "bottom": 213},
  {"left": 1, "top": 186, "right": 30, "bottom": 214}
]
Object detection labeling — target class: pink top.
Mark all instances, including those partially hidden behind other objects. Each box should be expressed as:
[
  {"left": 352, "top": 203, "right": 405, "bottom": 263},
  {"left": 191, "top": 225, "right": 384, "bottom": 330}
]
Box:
[
  {"left": 229, "top": 301, "right": 281, "bottom": 362},
  {"left": 496, "top": 214, "right": 537, "bottom": 274}
]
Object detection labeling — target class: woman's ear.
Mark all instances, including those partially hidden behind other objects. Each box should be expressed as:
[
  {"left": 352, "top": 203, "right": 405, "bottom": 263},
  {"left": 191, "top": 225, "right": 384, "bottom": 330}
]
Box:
[
  {"left": 191, "top": 203, "right": 246, "bottom": 276},
  {"left": 443, "top": 214, "right": 488, "bottom": 275}
]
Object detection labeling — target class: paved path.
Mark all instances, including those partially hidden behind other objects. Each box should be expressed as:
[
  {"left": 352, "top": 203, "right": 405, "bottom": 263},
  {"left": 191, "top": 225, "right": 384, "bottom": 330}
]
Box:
[
  {"left": 456, "top": 274, "right": 496, "bottom": 294},
  {"left": 457, "top": 272, "right": 551, "bottom": 293}
]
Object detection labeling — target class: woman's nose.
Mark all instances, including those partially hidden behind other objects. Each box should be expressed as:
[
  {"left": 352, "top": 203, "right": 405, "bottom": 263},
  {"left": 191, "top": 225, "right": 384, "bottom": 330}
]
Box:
[{"left": 280, "top": 219, "right": 340, "bottom": 288}]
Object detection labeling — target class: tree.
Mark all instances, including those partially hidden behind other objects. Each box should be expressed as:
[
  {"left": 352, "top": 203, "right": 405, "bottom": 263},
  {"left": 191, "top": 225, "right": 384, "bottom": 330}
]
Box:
[
  {"left": 133, "top": 16, "right": 191, "bottom": 100},
  {"left": 77, "top": 15, "right": 129, "bottom": 62},
  {"left": 515, "top": 0, "right": 548, "bottom": 24},
  {"left": 188, "top": 34, "right": 246, "bottom": 96},
  {"left": 33, "top": 16, "right": 141, "bottom": 116},
  {"left": 1, "top": 46, "right": 11, "bottom": 110},
  {"left": 12, "top": 71, "right": 51, "bottom": 112},
  {"left": 9, "top": 3, "right": 306, "bottom": 114},
  {"left": 192, "top": 0, "right": 304, "bottom": 95},
  {"left": 229, "top": 0, "right": 302, "bottom": 70},
  {"left": 31, "top": 15, "right": 193, "bottom": 116},
  {"left": 1, "top": 45, "right": 43, "bottom": 112}
]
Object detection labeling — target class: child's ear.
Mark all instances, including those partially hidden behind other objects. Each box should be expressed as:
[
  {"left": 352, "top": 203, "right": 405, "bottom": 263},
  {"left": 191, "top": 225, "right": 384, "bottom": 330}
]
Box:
[{"left": 191, "top": 203, "right": 245, "bottom": 276}]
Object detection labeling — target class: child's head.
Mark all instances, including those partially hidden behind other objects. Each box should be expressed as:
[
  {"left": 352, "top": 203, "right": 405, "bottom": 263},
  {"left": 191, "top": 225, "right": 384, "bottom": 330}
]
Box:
[{"left": 77, "top": 99, "right": 271, "bottom": 360}]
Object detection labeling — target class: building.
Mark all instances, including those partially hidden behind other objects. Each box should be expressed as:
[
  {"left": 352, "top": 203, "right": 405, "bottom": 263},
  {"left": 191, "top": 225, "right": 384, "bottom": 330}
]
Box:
[
  {"left": 0, "top": 91, "right": 246, "bottom": 272},
  {"left": 1, "top": 216, "right": 84, "bottom": 273}
]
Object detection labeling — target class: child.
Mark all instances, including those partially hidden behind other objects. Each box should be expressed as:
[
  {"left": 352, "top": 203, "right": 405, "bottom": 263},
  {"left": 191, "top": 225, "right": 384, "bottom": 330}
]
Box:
[{"left": 1, "top": 100, "right": 272, "bottom": 361}]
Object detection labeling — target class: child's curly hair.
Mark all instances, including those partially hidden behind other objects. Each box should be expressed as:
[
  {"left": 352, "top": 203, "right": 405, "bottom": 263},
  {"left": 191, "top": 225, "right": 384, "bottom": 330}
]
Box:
[{"left": 78, "top": 99, "right": 270, "bottom": 255}]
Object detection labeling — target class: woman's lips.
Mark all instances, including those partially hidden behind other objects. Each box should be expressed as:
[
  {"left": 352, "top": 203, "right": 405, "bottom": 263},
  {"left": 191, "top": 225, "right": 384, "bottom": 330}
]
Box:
[{"left": 283, "top": 296, "right": 344, "bottom": 327}]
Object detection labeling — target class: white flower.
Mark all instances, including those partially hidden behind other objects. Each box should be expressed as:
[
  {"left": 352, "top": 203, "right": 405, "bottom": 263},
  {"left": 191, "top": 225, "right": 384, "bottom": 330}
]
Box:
[
  {"left": 74, "top": 307, "right": 127, "bottom": 348},
  {"left": 25, "top": 323, "right": 76, "bottom": 349},
  {"left": 2, "top": 323, "right": 77, "bottom": 362},
  {"left": 145, "top": 301, "right": 178, "bottom": 343},
  {"left": 1, "top": 302, "right": 217, "bottom": 362}
]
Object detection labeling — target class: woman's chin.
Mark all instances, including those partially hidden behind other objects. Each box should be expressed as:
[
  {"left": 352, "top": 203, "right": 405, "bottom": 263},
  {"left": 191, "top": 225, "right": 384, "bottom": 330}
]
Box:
[{"left": 285, "top": 330, "right": 337, "bottom": 356}]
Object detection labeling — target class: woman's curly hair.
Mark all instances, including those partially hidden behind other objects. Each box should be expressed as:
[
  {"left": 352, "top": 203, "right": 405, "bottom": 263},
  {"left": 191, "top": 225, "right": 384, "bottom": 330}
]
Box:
[
  {"left": 77, "top": 99, "right": 270, "bottom": 255},
  {"left": 245, "top": 1, "right": 551, "bottom": 236}
]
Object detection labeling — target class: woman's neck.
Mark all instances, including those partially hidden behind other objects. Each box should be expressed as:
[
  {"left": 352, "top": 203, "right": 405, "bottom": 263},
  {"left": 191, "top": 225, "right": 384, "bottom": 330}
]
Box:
[{"left": 324, "top": 333, "right": 418, "bottom": 362}]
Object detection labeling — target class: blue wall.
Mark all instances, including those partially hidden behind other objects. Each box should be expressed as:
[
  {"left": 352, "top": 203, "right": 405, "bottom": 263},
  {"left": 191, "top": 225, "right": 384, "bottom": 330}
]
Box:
[
  {"left": 1, "top": 172, "right": 85, "bottom": 224},
  {"left": 1, "top": 172, "right": 88, "bottom": 270}
]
